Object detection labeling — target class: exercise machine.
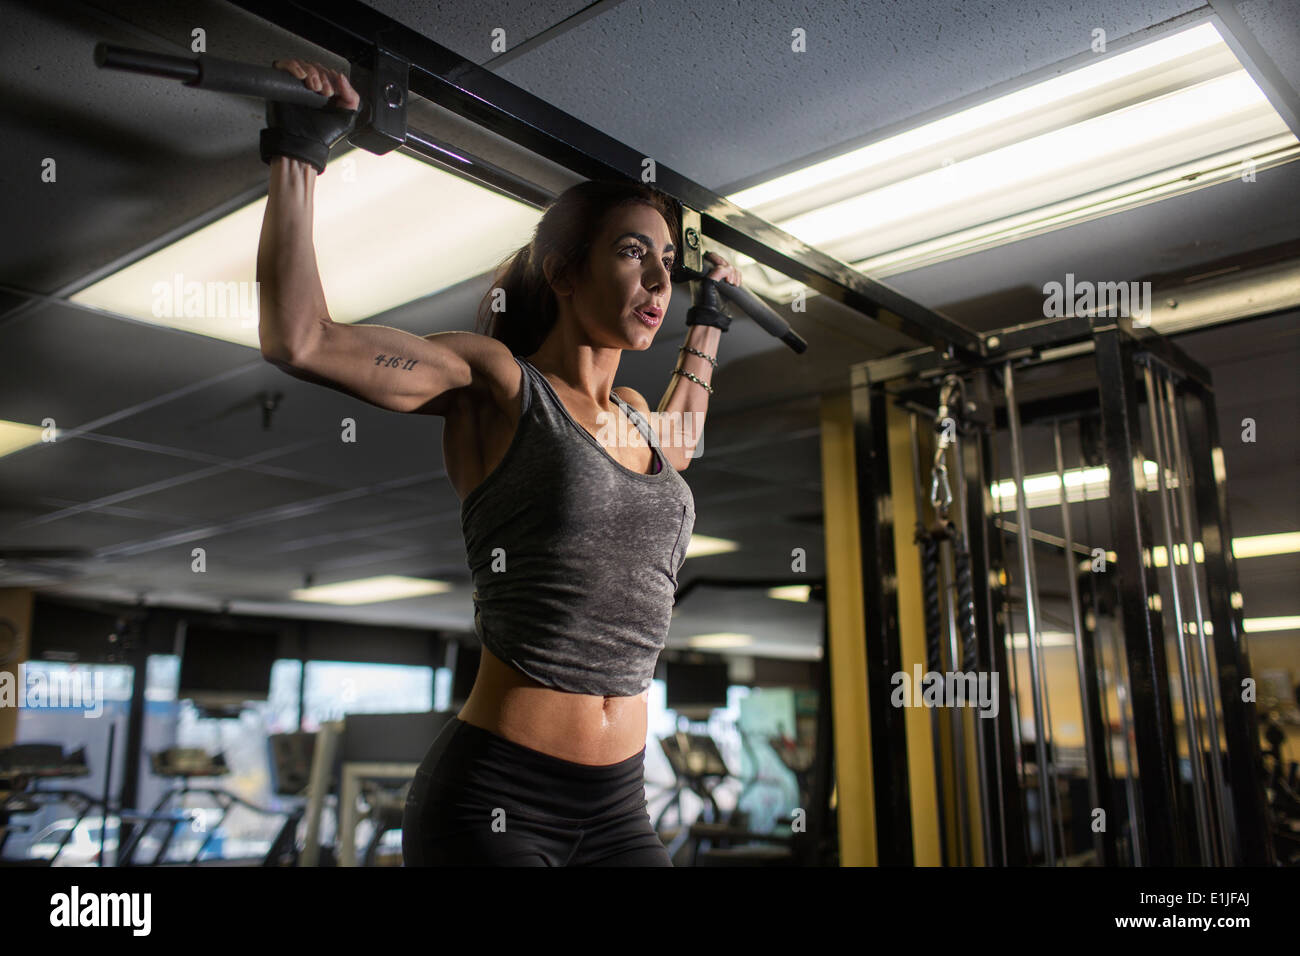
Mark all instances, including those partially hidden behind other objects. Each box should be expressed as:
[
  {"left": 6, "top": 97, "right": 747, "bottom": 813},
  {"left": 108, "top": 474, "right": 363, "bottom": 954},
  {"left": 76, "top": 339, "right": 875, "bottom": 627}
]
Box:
[{"left": 851, "top": 317, "right": 1275, "bottom": 865}]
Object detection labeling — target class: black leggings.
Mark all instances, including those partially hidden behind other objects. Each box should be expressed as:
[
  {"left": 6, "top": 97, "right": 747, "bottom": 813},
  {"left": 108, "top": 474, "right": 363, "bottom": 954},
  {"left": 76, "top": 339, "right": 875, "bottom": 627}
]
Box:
[{"left": 402, "top": 716, "right": 672, "bottom": 866}]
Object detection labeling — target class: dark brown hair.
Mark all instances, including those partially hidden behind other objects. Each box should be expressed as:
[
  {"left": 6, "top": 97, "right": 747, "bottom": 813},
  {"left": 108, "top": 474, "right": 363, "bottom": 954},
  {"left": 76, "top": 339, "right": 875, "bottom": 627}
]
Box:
[{"left": 474, "top": 180, "right": 681, "bottom": 356}]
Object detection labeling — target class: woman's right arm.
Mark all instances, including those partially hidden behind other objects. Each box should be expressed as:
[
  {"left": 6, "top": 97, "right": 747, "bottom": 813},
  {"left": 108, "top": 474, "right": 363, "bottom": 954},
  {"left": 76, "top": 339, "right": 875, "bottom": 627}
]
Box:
[
  {"left": 255, "top": 157, "right": 495, "bottom": 416},
  {"left": 256, "top": 60, "right": 514, "bottom": 418}
]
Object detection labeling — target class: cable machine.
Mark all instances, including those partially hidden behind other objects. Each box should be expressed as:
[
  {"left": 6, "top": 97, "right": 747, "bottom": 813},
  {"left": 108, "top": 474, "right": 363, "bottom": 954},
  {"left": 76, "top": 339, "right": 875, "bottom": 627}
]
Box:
[{"left": 852, "top": 316, "right": 1276, "bottom": 866}]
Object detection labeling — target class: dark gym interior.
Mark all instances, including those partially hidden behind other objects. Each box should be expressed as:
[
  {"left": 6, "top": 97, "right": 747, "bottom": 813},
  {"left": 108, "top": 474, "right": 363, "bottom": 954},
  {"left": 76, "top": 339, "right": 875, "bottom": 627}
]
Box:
[{"left": 1, "top": 0, "right": 1297, "bottom": 890}]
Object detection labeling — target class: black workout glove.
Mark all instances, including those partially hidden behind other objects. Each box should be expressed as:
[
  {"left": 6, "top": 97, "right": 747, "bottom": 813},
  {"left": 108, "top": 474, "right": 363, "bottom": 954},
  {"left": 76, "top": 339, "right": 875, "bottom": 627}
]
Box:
[
  {"left": 685, "top": 278, "right": 732, "bottom": 332},
  {"left": 259, "top": 98, "right": 359, "bottom": 175}
]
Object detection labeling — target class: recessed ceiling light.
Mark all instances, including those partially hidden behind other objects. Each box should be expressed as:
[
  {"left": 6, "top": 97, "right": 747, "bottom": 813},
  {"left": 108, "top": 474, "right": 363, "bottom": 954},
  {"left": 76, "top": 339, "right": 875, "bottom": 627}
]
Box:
[
  {"left": 1243, "top": 616, "right": 1300, "bottom": 633},
  {"left": 69, "top": 149, "right": 540, "bottom": 347},
  {"left": 684, "top": 534, "right": 740, "bottom": 559},
  {"left": 0, "top": 420, "right": 51, "bottom": 460},
  {"left": 686, "top": 633, "right": 754, "bottom": 649},
  {"left": 290, "top": 574, "right": 451, "bottom": 605}
]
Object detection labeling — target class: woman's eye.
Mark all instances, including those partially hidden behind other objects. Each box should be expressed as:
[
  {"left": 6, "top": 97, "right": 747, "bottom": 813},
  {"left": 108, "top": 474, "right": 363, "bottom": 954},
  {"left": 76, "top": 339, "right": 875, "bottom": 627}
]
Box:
[
  {"left": 624, "top": 247, "right": 676, "bottom": 269},
  {"left": 624, "top": 247, "right": 673, "bottom": 270}
]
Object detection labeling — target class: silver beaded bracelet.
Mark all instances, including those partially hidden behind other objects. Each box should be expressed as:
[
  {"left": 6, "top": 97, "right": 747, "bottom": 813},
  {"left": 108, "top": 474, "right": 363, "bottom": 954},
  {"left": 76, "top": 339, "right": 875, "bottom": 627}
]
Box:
[
  {"left": 678, "top": 345, "right": 718, "bottom": 368},
  {"left": 673, "top": 367, "right": 714, "bottom": 394}
]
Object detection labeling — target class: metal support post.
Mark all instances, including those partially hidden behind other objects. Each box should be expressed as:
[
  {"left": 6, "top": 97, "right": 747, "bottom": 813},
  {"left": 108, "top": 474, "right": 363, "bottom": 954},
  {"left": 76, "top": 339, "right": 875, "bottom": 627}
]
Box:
[
  {"left": 1180, "top": 383, "right": 1275, "bottom": 864},
  {"left": 850, "top": 374, "right": 914, "bottom": 863},
  {"left": 1161, "top": 374, "right": 1233, "bottom": 863},
  {"left": 1002, "top": 362, "right": 1056, "bottom": 865},
  {"left": 1143, "top": 362, "right": 1215, "bottom": 863},
  {"left": 1053, "top": 420, "right": 1106, "bottom": 865},
  {"left": 965, "top": 377, "right": 1028, "bottom": 864},
  {"left": 1094, "top": 329, "right": 1187, "bottom": 865}
]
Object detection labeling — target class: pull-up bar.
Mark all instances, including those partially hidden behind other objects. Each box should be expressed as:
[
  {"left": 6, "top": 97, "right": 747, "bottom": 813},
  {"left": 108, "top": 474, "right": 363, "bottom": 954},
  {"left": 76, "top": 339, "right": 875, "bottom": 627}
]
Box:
[
  {"left": 210, "top": 0, "right": 985, "bottom": 360},
  {"left": 94, "top": 39, "right": 810, "bottom": 353},
  {"left": 93, "top": 41, "right": 553, "bottom": 208}
]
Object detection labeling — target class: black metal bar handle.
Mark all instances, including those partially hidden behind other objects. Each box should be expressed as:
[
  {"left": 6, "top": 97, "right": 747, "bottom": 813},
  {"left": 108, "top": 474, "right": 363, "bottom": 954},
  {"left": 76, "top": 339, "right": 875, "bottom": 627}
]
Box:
[
  {"left": 94, "top": 43, "right": 331, "bottom": 108},
  {"left": 673, "top": 264, "right": 808, "bottom": 354}
]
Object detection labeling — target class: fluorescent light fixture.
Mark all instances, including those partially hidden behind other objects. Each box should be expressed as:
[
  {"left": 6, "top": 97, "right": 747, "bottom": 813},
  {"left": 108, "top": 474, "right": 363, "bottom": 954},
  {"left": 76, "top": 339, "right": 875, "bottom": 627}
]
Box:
[
  {"left": 1243, "top": 616, "right": 1300, "bottom": 633},
  {"left": 687, "top": 632, "right": 755, "bottom": 649},
  {"left": 1152, "top": 543, "right": 1202, "bottom": 567},
  {"left": 70, "top": 149, "right": 540, "bottom": 347},
  {"left": 1079, "top": 533, "right": 1298, "bottom": 571},
  {"left": 768, "top": 585, "right": 812, "bottom": 602},
  {"left": 290, "top": 574, "right": 451, "bottom": 605},
  {"left": 1232, "top": 532, "right": 1300, "bottom": 559},
  {"left": 0, "top": 420, "right": 52, "bottom": 459},
  {"left": 727, "top": 21, "right": 1299, "bottom": 291},
  {"left": 775, "top": 481, "right": 1287, "bottom": 581},
  {"left": 1008, "top": 631, "right": 1077, "bottom": 649},
  {"left": 990, "top": 472, "right": 1300, "bottom": 527},
  {"left": 1146, "top": 537, "right": 1300, "bottom": 565},
  {"left": 1194, "top": 617, "right": 1300, "bottom": 635},
  {"left": 684, "top": 534, "right": 740, "bottom": 559},
  {"left": 991, "top": 462, "right": 1159, "bottom": 512}
]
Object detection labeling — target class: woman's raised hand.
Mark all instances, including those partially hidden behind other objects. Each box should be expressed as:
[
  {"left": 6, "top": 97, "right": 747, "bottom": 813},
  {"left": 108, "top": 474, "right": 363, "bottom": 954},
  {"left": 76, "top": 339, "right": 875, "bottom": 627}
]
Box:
[{"left": 271, "top": 58, "right": 360, "bottom": 112}]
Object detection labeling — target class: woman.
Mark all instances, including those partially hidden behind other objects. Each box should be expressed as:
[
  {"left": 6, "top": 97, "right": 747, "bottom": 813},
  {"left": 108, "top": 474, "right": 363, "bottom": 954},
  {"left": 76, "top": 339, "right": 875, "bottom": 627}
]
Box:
[{"left": 258, "top": 60, "right": 742, "bottom": 866}]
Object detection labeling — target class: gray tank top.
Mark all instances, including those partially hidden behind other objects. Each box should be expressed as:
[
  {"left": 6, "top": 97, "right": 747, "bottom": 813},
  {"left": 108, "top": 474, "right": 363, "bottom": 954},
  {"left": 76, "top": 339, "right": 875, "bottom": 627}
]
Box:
[{"left": 460, "top": 355, "right": 696, "bottom": 697}]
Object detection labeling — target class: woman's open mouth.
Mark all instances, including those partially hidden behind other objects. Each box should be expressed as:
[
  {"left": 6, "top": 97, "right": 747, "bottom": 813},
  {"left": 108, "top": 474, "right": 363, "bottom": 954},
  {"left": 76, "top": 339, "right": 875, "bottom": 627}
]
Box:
[{"left": 634, "top": 308, "right": 662, "bottom": 328}]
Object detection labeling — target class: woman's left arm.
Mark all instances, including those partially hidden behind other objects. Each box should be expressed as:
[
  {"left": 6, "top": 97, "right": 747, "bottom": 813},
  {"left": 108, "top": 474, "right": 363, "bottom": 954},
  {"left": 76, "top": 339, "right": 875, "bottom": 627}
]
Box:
[{"left": 652, "top": 252, "right": 742, "bottom": 472}]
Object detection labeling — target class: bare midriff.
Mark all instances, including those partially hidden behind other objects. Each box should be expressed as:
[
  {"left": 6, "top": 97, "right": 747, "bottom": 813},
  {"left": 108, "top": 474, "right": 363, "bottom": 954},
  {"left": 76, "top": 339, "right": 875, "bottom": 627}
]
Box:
[
  {"left": 456, "top": 645, "right": 649, "bottom": 766},
  {"left": 447, "top": 363, "right": 655, "bottom": 767}
]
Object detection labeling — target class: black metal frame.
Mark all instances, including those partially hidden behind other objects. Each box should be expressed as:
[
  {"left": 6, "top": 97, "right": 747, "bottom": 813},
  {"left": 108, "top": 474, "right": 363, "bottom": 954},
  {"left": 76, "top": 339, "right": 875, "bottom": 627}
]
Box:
[
  {"left": 856, "top": 318, "right": 1274, "bottom": 866},
  {"left": 849, "top": 369, "right": 914, "bottom": 864},
  {"left": 1180, "top": 378, "right": 1274, "bottom": 865},
  {"left": 228, "top": 0, "right": 985, "bottom": 360},
  {"left": 961, "top": 370, "right": 1030, "bottom": 866},
  {"left": 863, "top": 314, "right": 1212, "bottom": 390},
  {"left": 1093, "top": 328, "right": 1190, "bottom": 865},
  {"left": 1076, "top": 571, "right": 1124, "bottom": 865}
]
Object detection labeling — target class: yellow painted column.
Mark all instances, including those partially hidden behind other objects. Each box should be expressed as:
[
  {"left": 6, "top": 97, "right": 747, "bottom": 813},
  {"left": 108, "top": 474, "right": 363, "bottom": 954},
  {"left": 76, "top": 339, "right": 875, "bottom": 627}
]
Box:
[
  {"left": 0, "top": 589, "right": 34, "bottom": 748},
  {"left": 819, "top": 391, "right": 876, "bottom": 866},
  {"left": 885, "top": 400, "right": 946, "bottom": 865}
]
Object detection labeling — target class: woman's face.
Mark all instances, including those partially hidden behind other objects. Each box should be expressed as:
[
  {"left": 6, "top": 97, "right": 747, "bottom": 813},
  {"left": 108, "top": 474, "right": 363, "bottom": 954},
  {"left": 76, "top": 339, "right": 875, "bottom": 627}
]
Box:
[{"left": 554, "top": 202, "right": 675, "bottom": 351}]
